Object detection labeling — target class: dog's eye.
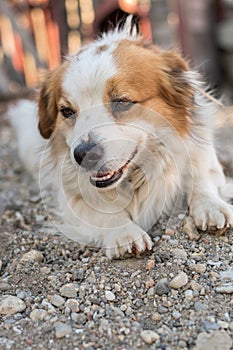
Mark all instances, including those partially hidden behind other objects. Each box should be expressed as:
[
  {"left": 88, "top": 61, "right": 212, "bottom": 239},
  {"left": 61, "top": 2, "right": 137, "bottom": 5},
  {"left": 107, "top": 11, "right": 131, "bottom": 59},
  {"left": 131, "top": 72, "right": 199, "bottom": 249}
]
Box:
[
  {"left": 111, "top": 99, "right": 135, "bottom": 114},
  {"left": 60, "top": 107, "right": 76, "bottom": 118}
]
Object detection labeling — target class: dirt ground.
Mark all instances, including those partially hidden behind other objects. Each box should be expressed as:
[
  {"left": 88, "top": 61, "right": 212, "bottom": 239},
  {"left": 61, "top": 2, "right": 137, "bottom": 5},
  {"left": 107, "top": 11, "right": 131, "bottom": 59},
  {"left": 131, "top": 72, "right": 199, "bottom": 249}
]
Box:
[{"left": 0, "top": 117, "right": 233, "bottom": 350}]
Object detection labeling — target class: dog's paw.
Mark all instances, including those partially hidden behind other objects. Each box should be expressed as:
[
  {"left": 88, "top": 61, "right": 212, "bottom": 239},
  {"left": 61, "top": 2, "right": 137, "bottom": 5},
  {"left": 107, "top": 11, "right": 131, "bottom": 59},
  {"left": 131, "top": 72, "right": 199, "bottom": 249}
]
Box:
[
  {"left": 190, "top": 198, "right": 233, "bottom": 232},
  {"left": 104, "top": 229, "right": 153, "bottom": 260}
]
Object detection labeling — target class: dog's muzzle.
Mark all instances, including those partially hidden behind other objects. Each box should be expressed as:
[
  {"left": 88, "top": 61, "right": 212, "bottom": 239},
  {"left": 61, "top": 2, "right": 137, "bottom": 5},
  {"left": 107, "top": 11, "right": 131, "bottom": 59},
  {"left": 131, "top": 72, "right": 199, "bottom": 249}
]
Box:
[
  {"left": 90, "top": 148, "right": 138, "bottom": 189},
  {"left": 74, "top": 139, "right": 137, "bottom": 189}
]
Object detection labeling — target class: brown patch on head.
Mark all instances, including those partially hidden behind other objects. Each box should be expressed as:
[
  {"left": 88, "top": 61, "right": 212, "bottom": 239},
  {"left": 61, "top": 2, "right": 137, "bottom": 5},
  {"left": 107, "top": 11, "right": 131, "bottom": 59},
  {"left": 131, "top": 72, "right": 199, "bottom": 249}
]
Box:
[
  {"left": 105, "top": 40, "right": 193, "bottom": 135},
  {"left": 96, "top": 45, "right": 109, "bottom": 55},
  {"left": 38, "top": 62, "right": 68, "bottom": 139}
]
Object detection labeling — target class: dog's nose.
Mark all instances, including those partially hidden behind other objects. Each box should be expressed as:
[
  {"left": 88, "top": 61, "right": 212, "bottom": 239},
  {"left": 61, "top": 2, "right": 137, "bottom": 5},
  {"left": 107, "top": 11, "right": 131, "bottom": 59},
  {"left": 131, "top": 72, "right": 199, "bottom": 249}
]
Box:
[{"left": 73, "top": 141, "right": 104, "bottom": 169}]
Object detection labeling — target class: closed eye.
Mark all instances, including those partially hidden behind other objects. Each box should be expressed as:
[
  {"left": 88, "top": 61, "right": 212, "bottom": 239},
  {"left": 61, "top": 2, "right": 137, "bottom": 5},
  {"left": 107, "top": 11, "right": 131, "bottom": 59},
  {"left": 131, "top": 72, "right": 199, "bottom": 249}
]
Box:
[
  {"left": 60, "top": 107, "right": 76, "bottom": 118},
  {"left": 111, "top": 99, "right": 136, "bottom": 114}
]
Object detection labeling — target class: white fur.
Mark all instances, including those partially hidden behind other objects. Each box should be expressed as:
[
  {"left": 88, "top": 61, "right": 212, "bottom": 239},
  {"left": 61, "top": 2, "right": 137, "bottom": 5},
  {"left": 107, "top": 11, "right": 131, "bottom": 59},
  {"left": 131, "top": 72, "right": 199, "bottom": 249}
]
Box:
[
  {"left": 7, "top": 100, "right": 46, "bottom": 172},
  {"left": 8, "top": 23, "right": 233, "bottom": 259}
]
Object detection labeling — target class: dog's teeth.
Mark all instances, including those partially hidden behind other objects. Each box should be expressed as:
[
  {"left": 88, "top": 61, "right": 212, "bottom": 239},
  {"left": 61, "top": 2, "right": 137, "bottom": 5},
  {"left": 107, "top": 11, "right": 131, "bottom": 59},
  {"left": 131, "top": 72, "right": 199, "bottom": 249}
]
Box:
[
  {"left": 91, "top": 172, "right": 114, "bottom": 182},
  {"left": 103, "top": 174, "right": 111, "bottom": 180}
]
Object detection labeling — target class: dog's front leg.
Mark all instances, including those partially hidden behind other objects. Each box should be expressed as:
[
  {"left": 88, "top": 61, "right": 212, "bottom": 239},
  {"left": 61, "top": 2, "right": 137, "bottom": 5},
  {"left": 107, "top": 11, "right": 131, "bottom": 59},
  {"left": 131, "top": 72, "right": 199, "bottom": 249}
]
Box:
[
  {"left": 61, "top": 198, "right": 153, "bottom": 259},
  {"left": 187, "top": 147, "right": 233, "bottom": 231}
]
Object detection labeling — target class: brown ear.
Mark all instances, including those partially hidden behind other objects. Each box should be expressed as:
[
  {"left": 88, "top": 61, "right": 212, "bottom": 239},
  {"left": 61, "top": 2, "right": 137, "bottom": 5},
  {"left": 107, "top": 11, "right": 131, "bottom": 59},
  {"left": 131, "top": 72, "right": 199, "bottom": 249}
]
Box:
[
  {"left": 38, "top": 64, "right": 66, "bottom": 139},
  {"left": 158, "top": 51, "right": 194, "bottom": 111}
]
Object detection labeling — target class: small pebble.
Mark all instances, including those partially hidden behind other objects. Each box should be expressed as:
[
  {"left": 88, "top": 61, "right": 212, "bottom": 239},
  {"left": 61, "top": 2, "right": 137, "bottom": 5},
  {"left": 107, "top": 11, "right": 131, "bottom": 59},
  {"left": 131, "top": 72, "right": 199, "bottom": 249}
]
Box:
[
  {"left": 155, "top": 278, "right": 170, "bottom": 295},
  {"left": 30, "top": 309, "right": 47, "bottom": 321},
  {"left": 64, "top": 307, "right": 71, "bottom": 317},
  {"left": 40, "top": 267, "right": 51, "bottom": 275},
  {"left": 209, "top": 271, "right": 219, "bottom": 282},
  {"left": 50, "top": 294, "right": 65, "bottom": 307},
  {"left": 35, "top": 214, "right": 45, "bottom": 222},
  {"left": 141, "top": 330, "right": 159, "bottom": 344},
  {"left": 65, "top": 299, "right": 79, "bottom": 313},
  {"left": 200, "top": 288, "right": 206, "bottom": 296},
  {"left": 190, "top": 281, "right": 202, "bottom": 291},
  {"left": 41, "top": 299, "right": 56, "bottom": 313},
  {"left": 189, "top": 263, "right": 206, "bottom": 274},
  {"left": 183, "top": 217, "right": 200, "bottom": 240},
  {"left": 184, "top": 289, "right": 193, "bottom": 300},
  {"left": 99, "top": 318, "right": 109, "bottom": 332},
  {"left": 75, "top": 312, "right": 86, "bottom": 324},
  {"left": 169, "top": 272, "right": 188, "bottom": 289},
  {"left": 178, "top": 213, "right": 185, "bottom": 220},
  {"left": 172, "top": 248, "right": 187, "bottom": 260},
  {"left": 216, "top": 283, "right": 233, "bottom": 294},
  {"left": 20, "top": 250, "right": 43, "bottom": 264},
  {"left": 114, "top": 283, "right": 121, "bottom": 292},
  {"left": 120, "top": 305, "right": 127, "bottom": 312},
  {"left": 59, "top": 283, "right": 78, "bottom": 298},
  {"left": 172, "top": 311, "right": 181, "bottom": 320},
  {"left": 194, "top": 301, "right": 207, "bottom": 312},
  {"left": 157, "top": 304, "right": 168, "bottom": 314},
  {"left": 159, "top": 252, "right": 170, "bottom": 261},
  {"left": 105, "top": 291, "right": 115, "bottom": 301},
  {"left": 125, "top": 306, "right": 133, "bottom": 316},
  {"left": 135, "top": 280, "right": 141, "bottom": 288},
  {"left": 207, "top": 260, "right": 222, "bottom": 267},
  {"left": 146, "top": 260, "right": 155, "bottom": 270},
  {"left": 220, "top": 269, "right": 233, "bottom": 280},
  {"left": 145, "top": 277, "right": 154, "bottom": 289},
  {"left": 0, "top": 296, "right": 26, "bottom": 315},
  {"left": 219, "top": 236, "right": 228, "bottom": 243},
  {"left": 203, "top": 321, "right": 221, "bottom": 331},
  {"left": 151, "top": 312, "right": 162, "bottom": 321},
  {"left": 161, "top": 234, "right": 170, "bottom": 240},
  {"left": 165, "top": 228, "right": 174, "bottom": 236},
  {"left": 218, "top": 321, "right": 228, "bottom": 329},
  {"left": 72, "top": 268, "right": 84, "bottom": 281},
  {"left": 0, "top": 282, "right": 11, "bottom": 291},
  {"left": 147, "top": 287, "right": 155, "bottom": 298},
  {"left": 157, "top": 324, "right": 172, "bottom": 335},
  {"left": 16, "top": 291, "right": 27, "bottom": 300},
  {"left": 178, "top": 340, "right": 187, "bottom": 348},
  {"left": 55, "top": 322, "right": 72, "bottom": 338}
]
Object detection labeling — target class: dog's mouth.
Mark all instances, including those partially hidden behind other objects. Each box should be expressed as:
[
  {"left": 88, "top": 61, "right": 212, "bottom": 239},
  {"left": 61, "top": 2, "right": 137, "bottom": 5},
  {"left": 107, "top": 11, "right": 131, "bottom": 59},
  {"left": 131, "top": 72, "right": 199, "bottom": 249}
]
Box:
[{"left": 90, "top": 148, "right": 137, "bottom": 188}]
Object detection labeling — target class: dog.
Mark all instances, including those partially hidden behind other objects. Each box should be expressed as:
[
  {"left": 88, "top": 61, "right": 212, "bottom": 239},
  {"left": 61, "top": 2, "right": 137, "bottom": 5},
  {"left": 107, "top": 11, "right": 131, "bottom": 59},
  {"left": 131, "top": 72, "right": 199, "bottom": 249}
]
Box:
[{"left": 9, "top": 17, "right": 233, "bottom": 259}]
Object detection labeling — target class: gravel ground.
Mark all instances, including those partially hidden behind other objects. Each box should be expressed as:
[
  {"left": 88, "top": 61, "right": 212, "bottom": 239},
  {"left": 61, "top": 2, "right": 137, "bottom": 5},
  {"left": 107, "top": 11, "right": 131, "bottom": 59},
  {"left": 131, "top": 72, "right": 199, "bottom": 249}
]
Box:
[{"left": 0, "top": 118, "right": 233, "bottom": 350}]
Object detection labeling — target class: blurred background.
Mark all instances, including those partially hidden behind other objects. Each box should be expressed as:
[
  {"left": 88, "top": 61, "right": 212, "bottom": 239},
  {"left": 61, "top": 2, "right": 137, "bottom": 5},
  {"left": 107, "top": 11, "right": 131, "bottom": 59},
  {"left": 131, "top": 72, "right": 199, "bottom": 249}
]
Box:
[{"left": 0, "top": 0, "right": 233, "bottom": 103}]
